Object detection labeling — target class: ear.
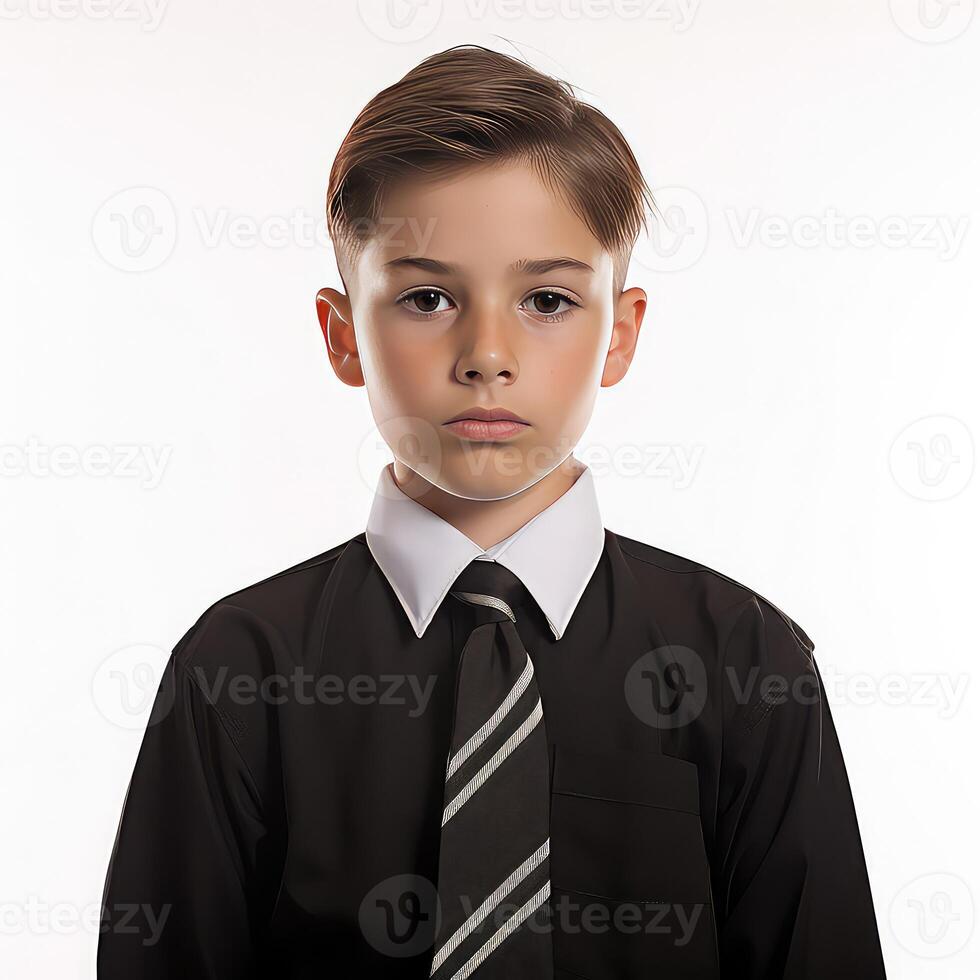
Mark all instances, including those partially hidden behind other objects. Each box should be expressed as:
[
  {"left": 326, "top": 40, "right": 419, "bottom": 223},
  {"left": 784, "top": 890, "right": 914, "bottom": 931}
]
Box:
[
  {"left": 316, "top": 287, "right": 364, "bottom": 387},
  {"left": 600, "top": 286, "right": 647, "bottom": 387}
]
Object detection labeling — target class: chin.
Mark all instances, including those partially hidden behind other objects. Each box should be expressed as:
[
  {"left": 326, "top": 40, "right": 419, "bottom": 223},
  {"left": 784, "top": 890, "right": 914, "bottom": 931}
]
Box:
[{"left": 428, "top": 464, "right": 546, "bottom": 502}]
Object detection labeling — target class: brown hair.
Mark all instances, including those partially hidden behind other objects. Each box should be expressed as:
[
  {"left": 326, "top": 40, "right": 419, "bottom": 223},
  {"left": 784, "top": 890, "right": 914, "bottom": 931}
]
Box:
[{"left": 326, "top": 44, "right": 654, "bottom": 295}]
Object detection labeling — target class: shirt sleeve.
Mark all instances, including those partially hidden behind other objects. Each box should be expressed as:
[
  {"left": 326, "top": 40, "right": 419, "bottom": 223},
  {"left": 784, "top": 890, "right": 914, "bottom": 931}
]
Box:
[
  {"left": 712, "top": 598, "right": 886, "bottom": 978},
  {"left": 97, "top": 625, "right": 267, "bottom": 979}
]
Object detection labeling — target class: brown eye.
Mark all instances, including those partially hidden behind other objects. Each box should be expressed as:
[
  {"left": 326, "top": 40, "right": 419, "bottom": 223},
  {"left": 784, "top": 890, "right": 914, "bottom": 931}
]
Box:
[
  {"left": 412, "top": 289, "right": 442, "bottom": 313},
  {"left": 532, "top": 292, "right": 563, "bottom": 315},
  {"left": 522, "top": 290, "right": 577, "bottom": 319},
  {"left": 400, "top": 288, "right": 452, "bottom": 316}
]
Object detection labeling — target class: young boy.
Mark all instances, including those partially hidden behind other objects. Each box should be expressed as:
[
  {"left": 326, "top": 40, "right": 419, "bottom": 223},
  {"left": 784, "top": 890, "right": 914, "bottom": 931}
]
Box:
[{"left": 98, "top": 45, "right": 886, "bottom": 979}]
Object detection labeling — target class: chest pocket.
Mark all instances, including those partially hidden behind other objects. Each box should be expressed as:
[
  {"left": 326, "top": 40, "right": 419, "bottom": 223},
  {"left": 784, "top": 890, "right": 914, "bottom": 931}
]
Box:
[{"left": 549, "top": 743, "right": 719, "bottom": 980}]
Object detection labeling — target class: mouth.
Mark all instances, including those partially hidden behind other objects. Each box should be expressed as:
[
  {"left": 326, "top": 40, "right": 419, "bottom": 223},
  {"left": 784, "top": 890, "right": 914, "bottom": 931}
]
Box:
[{"left": 443, "top": 406, "right": 531, "bottom": 442}]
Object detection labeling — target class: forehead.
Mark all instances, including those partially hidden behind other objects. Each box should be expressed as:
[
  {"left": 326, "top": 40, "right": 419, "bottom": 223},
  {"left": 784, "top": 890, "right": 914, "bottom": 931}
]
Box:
[{"left": 362, "top": 159, "right": 609, "bottom": 276}]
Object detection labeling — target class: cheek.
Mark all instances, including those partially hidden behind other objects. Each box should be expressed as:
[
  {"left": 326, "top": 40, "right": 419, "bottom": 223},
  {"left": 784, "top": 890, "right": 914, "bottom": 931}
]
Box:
[
  {"left": 367, "top": 330, "right": 444, "bottom": 408},
  {"left": 534, "top": 330, "right": 606, "bottom": 398},
  {"left": 524, "top": 332, "right": 606, "bottom": 441}
]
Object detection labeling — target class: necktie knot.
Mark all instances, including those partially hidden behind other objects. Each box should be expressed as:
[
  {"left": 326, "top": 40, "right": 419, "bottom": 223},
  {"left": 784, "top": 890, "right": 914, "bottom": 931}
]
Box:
[{"left": 449, "top": 559, "right": 534, "bottom": 624}]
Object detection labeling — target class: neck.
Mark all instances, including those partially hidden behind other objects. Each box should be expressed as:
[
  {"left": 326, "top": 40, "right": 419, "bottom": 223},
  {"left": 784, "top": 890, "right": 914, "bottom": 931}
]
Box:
[{"left": 390, "top": 457, "right": 586, "bottom": 551}]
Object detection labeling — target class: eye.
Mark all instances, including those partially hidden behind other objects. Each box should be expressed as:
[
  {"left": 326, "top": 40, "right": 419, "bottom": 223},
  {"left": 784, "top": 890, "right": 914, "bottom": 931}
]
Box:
[
  {"left": 520, "top": 290, "right": 580, "bottom": 322},
  {"left": 399, "top": 288, "right": 454, "bottom": 318}
]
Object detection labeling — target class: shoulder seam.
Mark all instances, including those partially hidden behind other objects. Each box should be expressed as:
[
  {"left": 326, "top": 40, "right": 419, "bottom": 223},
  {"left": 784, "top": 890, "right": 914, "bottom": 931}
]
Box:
[
  {"left": 177, "top": 539, "right": 353, "bottom": 635},
  {"left": 616, "top": 535, "right": 814, "bottom": 656},
  {"left": 180, "top": 659, "right": 266, "bottom": 827},
  {"left": 212, "top": 540, "right": 351, "bottom": 608}
]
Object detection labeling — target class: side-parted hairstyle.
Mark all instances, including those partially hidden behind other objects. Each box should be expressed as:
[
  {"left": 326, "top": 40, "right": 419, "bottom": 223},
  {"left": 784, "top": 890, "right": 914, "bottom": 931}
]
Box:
[{"left": 326, "top": 44, "right": 655, "bottom": 296}]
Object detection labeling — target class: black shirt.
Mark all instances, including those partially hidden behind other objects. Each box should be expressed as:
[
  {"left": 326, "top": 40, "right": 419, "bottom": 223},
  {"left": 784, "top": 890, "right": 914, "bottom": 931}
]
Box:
[{"left": 97, "top": 529, "right": 886, "bottom": 978}]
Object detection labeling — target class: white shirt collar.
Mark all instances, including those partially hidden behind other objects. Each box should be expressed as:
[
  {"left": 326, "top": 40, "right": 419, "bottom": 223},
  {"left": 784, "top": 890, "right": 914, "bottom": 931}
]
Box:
[{"left": 365, "top": 463, "right": 605, "bottom": 641}]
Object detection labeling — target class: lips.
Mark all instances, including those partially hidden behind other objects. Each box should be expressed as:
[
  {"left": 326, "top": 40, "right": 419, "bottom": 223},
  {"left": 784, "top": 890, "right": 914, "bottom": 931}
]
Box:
[
  {"left": 444, "top": 407, "right": 530, "bottom": 424},
  {"left": 443, "top": 406, "right": 531, "bottom": 442}
]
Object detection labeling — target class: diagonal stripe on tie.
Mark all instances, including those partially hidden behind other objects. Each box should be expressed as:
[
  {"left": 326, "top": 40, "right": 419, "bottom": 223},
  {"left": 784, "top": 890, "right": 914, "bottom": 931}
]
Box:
[
  {"left": 446, "top": 656, "right": 535, "bottom": 780},
  {"left": 443, "top": 697, "right": 544, "bottom": 825},
  {"left": 429, "top": 840, "right": 550, "bottom": 974},
  {"left": 446, "top": 881, "right": 552, "bottom": 980}
]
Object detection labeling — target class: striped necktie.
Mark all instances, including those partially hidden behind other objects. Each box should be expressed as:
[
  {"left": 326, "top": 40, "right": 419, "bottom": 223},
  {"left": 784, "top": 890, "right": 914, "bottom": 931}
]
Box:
[{"left": 428, "top": 558, "right": 554, "bottom": 980}]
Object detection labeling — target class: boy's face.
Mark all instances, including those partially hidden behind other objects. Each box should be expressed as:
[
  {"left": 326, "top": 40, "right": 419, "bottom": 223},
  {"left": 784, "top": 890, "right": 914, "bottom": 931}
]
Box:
[{"left": 318, "top": 160, "right": 645, "bottom": 500}]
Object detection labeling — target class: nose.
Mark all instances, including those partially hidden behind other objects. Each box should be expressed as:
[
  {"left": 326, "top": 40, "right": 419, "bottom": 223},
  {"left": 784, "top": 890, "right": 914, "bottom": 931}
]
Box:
[{"left": 453, "top": 309, "right": 519, "bottom": 386}]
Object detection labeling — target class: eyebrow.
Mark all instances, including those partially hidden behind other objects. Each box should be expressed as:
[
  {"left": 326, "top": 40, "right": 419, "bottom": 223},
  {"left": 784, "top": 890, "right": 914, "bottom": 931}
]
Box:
[{"left": 383, "top": 255, "right": 595, "bottom": 276}]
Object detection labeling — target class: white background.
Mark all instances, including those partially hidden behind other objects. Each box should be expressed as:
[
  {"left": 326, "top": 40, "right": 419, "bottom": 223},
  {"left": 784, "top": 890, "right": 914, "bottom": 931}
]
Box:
[{"left": 2, "top": 1, "right": 978, "bottom": 976}]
